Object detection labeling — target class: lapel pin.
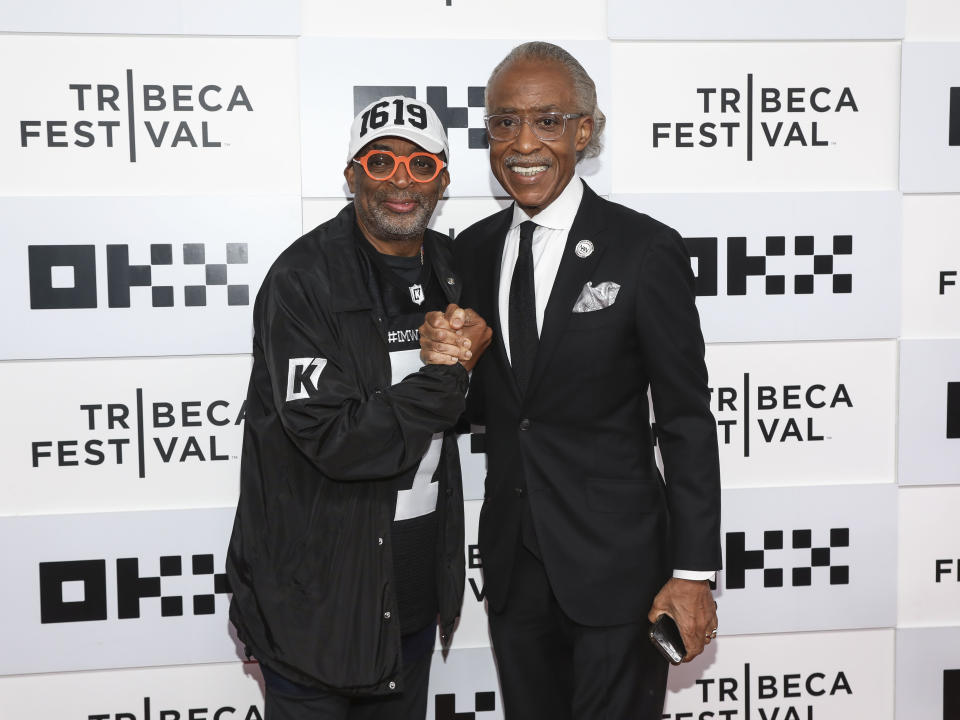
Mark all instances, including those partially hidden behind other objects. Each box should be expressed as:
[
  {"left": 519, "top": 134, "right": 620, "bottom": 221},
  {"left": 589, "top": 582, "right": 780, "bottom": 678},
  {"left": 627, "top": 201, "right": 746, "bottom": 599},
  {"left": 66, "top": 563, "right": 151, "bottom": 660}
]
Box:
[{"left": 574, "top": 239, "right": 594, "bottom": 259}]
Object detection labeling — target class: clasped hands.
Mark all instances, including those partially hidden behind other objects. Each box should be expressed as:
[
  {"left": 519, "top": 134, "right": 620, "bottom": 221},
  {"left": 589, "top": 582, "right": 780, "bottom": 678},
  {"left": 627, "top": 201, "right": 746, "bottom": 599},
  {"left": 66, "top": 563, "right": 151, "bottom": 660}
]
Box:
[{"left": 419, "top": 303, "right": 492, "bottom": 372}]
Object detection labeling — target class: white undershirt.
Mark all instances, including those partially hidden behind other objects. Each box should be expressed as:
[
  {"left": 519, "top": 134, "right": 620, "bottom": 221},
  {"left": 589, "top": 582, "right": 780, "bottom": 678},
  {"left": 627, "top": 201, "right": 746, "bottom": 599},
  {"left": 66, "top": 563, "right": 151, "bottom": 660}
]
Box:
[{"left": 496, "top": 175, "right": 715, "bottom": 583}]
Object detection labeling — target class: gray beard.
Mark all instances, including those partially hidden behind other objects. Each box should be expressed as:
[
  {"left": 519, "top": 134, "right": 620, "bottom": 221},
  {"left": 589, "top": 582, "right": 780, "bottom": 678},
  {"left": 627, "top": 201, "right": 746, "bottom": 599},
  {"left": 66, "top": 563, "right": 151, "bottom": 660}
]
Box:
[{"left": 356, "top": 195, "right": 433, "bottom": 243}]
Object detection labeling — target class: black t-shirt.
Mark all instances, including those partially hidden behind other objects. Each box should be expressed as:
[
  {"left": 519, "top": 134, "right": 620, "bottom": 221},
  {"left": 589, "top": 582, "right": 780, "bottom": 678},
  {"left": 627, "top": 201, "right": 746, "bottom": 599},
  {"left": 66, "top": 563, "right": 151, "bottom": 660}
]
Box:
[{"left": 359, "top": 232, "right": 447, "bottom": 636}]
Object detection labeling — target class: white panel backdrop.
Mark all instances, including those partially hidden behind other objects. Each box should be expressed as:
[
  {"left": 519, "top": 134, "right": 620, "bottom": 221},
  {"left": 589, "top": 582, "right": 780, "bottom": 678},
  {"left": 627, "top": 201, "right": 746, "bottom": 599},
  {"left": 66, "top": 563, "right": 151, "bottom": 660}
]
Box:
[
  {"left": 0, "top": 2, "right": 957, "bottom": 719},
  {"left": 0, "top": 36, "right": 301, "bottom": 195},
  {"left": 610, "top": 41, "right": 902, "bottom": 192}
]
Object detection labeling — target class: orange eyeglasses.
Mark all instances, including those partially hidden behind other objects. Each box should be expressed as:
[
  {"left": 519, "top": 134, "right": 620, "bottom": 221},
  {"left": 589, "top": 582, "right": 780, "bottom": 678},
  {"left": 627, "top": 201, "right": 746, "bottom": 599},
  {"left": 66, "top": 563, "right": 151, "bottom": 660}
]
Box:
[{"left": 352, "top": 149, "right": 446, "bottom": 183}]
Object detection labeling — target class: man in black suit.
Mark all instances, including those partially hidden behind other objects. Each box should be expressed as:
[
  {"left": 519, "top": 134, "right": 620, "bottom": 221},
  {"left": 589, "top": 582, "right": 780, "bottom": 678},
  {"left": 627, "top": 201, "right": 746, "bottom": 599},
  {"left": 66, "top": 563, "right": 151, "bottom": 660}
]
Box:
[{"left": 420, "top": 42, "right": 721, "bottom": 719}]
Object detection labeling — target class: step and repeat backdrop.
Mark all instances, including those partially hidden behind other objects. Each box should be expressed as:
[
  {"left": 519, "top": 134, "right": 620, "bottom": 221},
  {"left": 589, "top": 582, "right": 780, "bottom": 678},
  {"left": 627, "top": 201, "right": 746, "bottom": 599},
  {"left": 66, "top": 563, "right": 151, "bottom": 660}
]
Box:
[{"left": 1, "top": 1, "right": 958, "bottom": 719}]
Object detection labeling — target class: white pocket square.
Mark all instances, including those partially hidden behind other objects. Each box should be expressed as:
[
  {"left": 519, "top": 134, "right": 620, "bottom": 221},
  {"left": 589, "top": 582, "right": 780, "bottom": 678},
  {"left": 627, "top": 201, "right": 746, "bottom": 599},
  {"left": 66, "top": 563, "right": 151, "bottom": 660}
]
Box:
[{"left": 572, "top": 281, "right": 620, "bottom": 313}]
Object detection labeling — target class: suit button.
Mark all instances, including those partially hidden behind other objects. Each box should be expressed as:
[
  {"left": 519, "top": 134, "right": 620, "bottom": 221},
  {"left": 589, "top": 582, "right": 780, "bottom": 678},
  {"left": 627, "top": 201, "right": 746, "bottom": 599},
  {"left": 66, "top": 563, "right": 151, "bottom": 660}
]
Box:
[
  {"left": 519, "top": 418, "right": 531, "bottom": 430},
  {"left": 383, "top": 611, "right": 391, "bottom": 621},
  {"left": 514, "top": 487, "right": 525, "bottom": 496}
]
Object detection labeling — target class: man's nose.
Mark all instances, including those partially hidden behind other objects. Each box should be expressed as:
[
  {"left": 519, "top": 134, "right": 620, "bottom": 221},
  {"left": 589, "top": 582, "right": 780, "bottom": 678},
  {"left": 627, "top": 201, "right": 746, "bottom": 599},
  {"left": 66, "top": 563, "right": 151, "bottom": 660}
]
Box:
[
  {"left": 513, "top": 119, "right": 543, "bottom": 153},
  {"left": 390, "top": 160, "right": 413, "bottom": 187}
]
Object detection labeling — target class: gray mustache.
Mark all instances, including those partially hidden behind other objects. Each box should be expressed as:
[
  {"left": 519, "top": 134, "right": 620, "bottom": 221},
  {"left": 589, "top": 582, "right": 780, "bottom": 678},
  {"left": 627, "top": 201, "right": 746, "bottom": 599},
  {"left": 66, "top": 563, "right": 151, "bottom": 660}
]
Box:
[
  {"left": 376, "top": 191, "right": 423, "bottom": 204},
  {"left": 504, "top": 155, "right": 552, "bottom": 168}
]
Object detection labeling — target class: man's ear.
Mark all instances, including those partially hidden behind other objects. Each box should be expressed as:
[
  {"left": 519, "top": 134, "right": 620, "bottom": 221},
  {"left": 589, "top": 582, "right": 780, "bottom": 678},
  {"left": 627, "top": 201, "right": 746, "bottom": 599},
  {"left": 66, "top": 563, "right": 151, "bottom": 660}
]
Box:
[
  {"left": 438, "top": 168, "right": 450, "bottom": 197},
  {"left": 344, "top": 163, "right": 356, "bottom": 193},
  {"left": 575, "top": 116, "right": 593, "bottom": 153}
]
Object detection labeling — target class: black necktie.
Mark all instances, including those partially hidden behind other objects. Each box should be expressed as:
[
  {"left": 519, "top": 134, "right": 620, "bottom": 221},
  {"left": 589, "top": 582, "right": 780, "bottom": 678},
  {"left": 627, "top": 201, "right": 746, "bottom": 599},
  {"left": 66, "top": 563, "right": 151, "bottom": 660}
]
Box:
[{"left": 509, "top": 221, "right": 538, "bottom": 394}]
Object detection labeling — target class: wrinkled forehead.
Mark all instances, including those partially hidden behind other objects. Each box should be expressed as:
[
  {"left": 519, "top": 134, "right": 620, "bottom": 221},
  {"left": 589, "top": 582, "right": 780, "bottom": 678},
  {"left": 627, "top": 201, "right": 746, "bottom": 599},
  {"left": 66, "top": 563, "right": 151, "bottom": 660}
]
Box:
[{"left": 487, "top": 60, "right": 577, "bottom": 114}]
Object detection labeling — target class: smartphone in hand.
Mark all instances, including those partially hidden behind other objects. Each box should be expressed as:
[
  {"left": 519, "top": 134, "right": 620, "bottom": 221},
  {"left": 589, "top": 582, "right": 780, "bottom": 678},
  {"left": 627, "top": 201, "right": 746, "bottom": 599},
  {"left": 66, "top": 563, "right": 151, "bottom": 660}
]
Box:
[{"left": 649, "top": 613, "right": 686, "bottom": 665}]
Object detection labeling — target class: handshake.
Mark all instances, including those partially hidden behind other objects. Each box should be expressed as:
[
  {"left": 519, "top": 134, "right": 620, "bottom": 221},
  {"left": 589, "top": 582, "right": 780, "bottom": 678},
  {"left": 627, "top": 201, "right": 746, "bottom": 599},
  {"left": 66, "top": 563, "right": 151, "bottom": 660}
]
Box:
[{"left": 419, "top": 304, "right": 493, "bottom": 373}]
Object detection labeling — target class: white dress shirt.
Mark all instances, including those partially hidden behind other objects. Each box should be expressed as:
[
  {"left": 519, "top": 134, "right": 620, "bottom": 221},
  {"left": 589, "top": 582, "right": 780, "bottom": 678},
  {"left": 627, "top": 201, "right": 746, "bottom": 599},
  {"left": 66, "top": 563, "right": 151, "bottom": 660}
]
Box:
[
  {"left": 498, "top": 173, "right": 583, "bottom": 364},
  {"left": 497, "top": 175, "right": 715, "bottom": 583}
]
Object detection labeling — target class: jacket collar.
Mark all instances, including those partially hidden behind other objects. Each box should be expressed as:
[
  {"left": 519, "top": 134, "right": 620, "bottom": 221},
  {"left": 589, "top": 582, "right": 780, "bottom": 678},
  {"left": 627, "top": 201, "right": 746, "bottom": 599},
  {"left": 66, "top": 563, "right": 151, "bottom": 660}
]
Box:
[
  {"left": 479, "top": 180, "right": 608, "bottom": 400},
  {"left": 526, "top": 181, "right": 609, "bottom": 398},
  {"left": 324, "top": 203, "right": 460, "bottom": 313}
]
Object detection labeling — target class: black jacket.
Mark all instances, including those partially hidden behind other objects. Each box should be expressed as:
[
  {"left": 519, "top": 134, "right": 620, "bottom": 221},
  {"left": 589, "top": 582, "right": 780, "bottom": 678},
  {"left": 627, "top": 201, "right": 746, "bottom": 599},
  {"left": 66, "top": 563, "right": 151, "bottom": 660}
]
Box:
[
  {"left": 455, "top": 182, "right": 721, "bottom": 626},
  {"left": 226, "top": 203, "right": 468, "bottom": 695}
]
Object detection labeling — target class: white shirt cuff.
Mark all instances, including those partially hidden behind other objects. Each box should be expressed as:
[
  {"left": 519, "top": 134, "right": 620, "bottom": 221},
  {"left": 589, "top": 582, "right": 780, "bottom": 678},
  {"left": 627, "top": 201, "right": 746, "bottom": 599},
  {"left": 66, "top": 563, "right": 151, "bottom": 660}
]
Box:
[{"left": 673, "top": 569, "right": 717, "bottom": 582}]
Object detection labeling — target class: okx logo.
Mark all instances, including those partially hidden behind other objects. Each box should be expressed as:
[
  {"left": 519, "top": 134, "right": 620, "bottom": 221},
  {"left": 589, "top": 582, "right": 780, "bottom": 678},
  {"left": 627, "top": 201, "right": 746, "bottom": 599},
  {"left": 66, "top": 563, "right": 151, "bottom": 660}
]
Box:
[
  {"left": 685, "top": 234, "right": 853, "bottom": 297},
  {"left": 948, "top": 382, "right": 960, "bottom": 440},
  {"left": 353, "top": 85, "right": 488, "bottom": 149},
  {"left": 950, "top": 88, "right": 960, "bottom": 147},
  {"left": 653, "top": 74, "right": 859, "bottom": 160},
  {"left": 725, "top": 528, "right": 850, "bottom": 589},
  {"left": 945, "top": 669, "right": 960, "bottom": 720},
  {"left": 39, "top": 554, "right": 230, "bottom": 623},
  {"left": 28, "top": 242, "right": 249, "bottom": 309},
  {"left": 435, "top": 692, "right": 496, "bottom": 720},
  {"left": 19, "top": 73, "right": 252, "bottom": 162}
]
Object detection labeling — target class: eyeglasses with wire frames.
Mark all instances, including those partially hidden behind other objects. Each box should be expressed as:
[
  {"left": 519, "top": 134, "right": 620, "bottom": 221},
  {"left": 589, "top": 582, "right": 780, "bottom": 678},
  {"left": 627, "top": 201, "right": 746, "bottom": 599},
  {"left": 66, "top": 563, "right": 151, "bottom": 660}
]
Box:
[
  {"left": 484, "top": 112, "right": 584, "bottom": 142},
  {"left": 352, "top": 149, "right": 446, "bottom": 183}
]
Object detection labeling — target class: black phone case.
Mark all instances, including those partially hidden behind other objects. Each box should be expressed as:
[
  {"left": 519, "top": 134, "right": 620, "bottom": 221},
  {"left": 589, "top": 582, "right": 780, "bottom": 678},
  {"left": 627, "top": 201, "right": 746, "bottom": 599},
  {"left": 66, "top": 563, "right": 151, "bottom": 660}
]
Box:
[{"left": 649, "top": 613, "right": 686, "bottom": 665}]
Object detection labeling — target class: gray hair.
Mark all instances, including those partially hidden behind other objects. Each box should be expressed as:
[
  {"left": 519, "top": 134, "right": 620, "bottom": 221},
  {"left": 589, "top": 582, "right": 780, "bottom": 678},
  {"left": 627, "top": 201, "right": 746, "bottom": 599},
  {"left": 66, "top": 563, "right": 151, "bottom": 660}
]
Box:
[{"left": 485, "top": 41, "right": 606, "bottom": 161}]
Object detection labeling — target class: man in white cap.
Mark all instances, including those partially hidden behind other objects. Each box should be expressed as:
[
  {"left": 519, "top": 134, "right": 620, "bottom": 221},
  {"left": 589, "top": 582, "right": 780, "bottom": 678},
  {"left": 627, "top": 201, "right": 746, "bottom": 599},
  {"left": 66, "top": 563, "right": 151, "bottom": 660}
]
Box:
[{"left": 227, "top": 96, "right": 491, "bottom": 720}]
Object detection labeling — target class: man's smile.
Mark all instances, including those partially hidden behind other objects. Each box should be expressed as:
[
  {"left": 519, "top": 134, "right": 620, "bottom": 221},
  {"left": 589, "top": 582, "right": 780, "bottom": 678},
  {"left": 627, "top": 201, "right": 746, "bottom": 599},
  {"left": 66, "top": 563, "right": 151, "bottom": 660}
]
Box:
[
  {"left": 509, "top": 165, "right": 549, "bottom": 177},
  {"left": 382, "top": 199, "right": 419, "bottom": 213},
  {"left": 504, "top": 154, "right": 554, "bottom": 181}
]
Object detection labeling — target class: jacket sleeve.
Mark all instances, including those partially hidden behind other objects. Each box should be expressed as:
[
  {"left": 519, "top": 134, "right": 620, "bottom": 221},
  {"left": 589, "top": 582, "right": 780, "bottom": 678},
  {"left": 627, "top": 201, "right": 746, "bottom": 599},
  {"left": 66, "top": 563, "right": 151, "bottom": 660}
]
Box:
[
  {"left": 635, "top": 228, "right": 722, "bottom": 572},
  {"left": 257, "top": 265, "right": 469, "bottom": 482}
]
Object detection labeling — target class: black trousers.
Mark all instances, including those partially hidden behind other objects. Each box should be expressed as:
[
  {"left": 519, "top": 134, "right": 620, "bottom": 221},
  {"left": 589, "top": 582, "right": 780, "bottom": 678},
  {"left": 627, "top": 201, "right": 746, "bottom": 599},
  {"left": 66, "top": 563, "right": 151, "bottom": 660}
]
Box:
[
  {"left": 488, "top": 544, "right": 668, "bottom": 720},
  {"left": 262, "top": 626, "right": 435, "bottom": 720}
]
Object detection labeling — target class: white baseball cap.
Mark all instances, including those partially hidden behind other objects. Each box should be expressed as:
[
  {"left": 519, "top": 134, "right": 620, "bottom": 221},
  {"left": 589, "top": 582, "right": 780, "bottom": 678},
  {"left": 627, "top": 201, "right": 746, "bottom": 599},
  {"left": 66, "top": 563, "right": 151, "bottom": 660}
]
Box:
[{"left": 347, "top": 96, "right": 449, "bottom": 163}]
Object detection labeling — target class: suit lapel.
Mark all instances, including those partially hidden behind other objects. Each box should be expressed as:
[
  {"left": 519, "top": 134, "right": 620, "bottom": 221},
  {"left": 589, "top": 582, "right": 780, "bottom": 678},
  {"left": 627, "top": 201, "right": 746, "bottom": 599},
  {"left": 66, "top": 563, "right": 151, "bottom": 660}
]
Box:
[{"left": 526, "top": 184, "right": 609, "bottom": 399}]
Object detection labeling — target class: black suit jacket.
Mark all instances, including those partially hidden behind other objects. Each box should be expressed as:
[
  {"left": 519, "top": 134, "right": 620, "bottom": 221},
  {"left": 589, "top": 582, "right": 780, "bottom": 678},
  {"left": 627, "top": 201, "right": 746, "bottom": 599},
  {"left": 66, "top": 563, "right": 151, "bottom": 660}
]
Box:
[{"left": 455, "top": 181, "right": 721, "bottom": 627}]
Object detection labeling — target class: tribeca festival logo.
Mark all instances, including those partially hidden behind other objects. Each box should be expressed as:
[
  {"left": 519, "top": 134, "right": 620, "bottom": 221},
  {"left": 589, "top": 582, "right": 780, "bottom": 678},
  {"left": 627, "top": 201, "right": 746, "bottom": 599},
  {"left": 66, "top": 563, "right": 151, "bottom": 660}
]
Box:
[
  {"left": 706, "top": 373, "right": 854, "bottom": 457},
  {"left": 30, "top": 390, "right": 245, "bottom": 478},
  {"left": 684, "top": 234, "right": 853, "bottom": 297},
  {"left": 725, "top": 528, "right": 850, "bottom": 590},
  {"left": 435, "top": 692, "right": 496, "bottom": 720},
  {"left": 353, "top": 85, "right": 488, "bottom": 149},
  {"left": 653, "top": 75, "right": 859, "bottom": 160},
  {"left": 28, "top": 242, "right": 249, "bottom": 310},
  {"left": 19, "top": 74, "right": 252, "bottom": 161},
  {"left": 950, "top": 88, "right": 960, "bottom": 147},
  {"left": 663, "top": 662, "right": 853, "bottom": 720},
  {"left": 39, "top": 553, "right": 230, "bottom": 623},
  {"left": 88, "top": 697, "right": 262, "bottom": 720}
]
